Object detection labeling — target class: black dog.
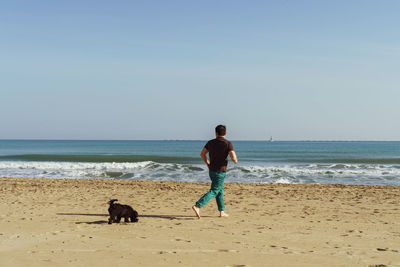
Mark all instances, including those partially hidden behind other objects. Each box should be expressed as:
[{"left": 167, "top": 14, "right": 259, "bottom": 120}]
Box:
[{"left": 108, "top": 199, "right": 139, "bottom": 224}]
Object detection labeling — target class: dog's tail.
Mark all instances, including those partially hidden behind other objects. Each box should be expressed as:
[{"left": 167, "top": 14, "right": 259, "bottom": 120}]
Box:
[{"left": 108, "top": 199, "right": 118, "bottom": 205}]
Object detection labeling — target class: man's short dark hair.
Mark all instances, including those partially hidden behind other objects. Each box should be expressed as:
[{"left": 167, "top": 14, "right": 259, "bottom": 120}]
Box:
[{"left": 215, "top": 125, "right": 226, "bottom": 136}]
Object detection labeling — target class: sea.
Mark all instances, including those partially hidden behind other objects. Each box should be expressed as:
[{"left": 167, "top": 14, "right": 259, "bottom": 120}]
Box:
[{"left": 0, "top": 140, "right": 399, "bottom": 186}]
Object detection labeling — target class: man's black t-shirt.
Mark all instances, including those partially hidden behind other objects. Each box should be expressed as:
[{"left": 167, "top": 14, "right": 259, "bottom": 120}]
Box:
[{"left": 204, "top": 137, "right": 234, "bottom": 172}]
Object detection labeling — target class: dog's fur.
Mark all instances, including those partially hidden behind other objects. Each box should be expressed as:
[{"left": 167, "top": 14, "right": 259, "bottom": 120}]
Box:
[{"left": 108, "top": 199, "right": 139, "bottom": 224}]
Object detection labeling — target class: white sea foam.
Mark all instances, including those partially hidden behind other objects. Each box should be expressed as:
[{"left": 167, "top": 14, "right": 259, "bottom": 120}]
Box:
[
  {"left": 0, "top": 161, "right": 155, "bottom": 179},
  {"left": 274, "top": 177, "right": 292, "bottom": 184},
  {"left": 0, "top": 161, "right": 399, "bottom": 185}
]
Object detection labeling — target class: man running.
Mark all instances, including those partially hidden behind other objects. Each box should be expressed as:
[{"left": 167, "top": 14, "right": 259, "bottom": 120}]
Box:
[{"left": 192, "top": 125, "right": 238, "bottom": 219}]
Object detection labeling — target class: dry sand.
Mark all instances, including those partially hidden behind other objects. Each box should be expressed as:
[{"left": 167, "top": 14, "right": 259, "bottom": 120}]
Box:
[{"left": 0, "top": 177, "right": 399, "bottom": 267}]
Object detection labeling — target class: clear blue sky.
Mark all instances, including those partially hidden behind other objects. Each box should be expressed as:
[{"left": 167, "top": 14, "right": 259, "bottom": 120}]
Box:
[{"left": 1, "top": 1, "right": 399, "bottom": 140}]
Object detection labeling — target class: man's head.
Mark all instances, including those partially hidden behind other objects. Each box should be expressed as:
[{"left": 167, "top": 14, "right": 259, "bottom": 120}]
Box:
[{"left": 215, "top": 125, "right": 226, "bottom": 137}]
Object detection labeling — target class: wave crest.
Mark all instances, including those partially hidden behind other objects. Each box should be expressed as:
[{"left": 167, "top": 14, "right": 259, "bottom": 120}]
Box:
[{"left": 0, "top": 161, "right": 400, "bottom": 186}]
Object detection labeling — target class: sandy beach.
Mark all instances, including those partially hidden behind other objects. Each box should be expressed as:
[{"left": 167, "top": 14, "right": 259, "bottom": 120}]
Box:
[{"left": 0, "top": 177, "right": 399, "bottom": 267}]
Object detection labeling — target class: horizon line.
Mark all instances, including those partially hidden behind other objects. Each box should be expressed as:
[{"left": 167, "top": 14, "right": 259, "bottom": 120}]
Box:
[{"left": 0, "top": 138, "right": 399, "bottom": 142}]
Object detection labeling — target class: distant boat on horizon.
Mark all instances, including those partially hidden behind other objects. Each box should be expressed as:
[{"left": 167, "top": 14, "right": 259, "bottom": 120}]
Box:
[{"left": 268, "top": 136, "right": 274, "bottom": 142}]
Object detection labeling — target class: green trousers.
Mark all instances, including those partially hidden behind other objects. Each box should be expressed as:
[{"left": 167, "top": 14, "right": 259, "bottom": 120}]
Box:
[{"left": 196, "top": 171, "right": 226, "bottom": 211}]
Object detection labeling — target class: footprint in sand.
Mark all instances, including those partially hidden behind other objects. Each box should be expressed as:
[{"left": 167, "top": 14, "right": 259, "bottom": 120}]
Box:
[
  {"left": 173, "top": 238, "right": 192, "bottom": 243},
  {"left": 218, "top": 249, "right": 238, "bottom": 253},
  {"left": 376, "top": 248, "right": 388, "bottom": 251}
]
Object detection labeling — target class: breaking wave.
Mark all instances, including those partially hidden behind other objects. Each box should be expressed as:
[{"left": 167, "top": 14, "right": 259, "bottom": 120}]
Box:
[{"left": 1, "top": 161, "right": 399, "bottom": 186}]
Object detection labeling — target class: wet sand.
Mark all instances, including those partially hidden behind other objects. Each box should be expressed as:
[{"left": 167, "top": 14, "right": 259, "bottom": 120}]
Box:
[{"left": 0, "top": 177, "right": 399, "bottom": 266}]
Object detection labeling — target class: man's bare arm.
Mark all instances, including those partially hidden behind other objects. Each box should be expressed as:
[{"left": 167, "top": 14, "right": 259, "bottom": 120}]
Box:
[
  {"left": 229, "top": 150, "right": 238, "bottom": 164},
  {"left": 200, "top": 147, "right": 210, "bottom": 167}
]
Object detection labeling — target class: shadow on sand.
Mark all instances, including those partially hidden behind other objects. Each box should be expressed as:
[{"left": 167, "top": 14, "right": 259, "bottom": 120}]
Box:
[{"left": 57, "top": 212, "right": 203, "bottom": 224}]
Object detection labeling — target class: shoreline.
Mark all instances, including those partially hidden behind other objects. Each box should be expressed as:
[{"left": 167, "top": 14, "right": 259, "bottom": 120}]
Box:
[{"left": 1, "top": 177, "right": 399, "bottom": 266}]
